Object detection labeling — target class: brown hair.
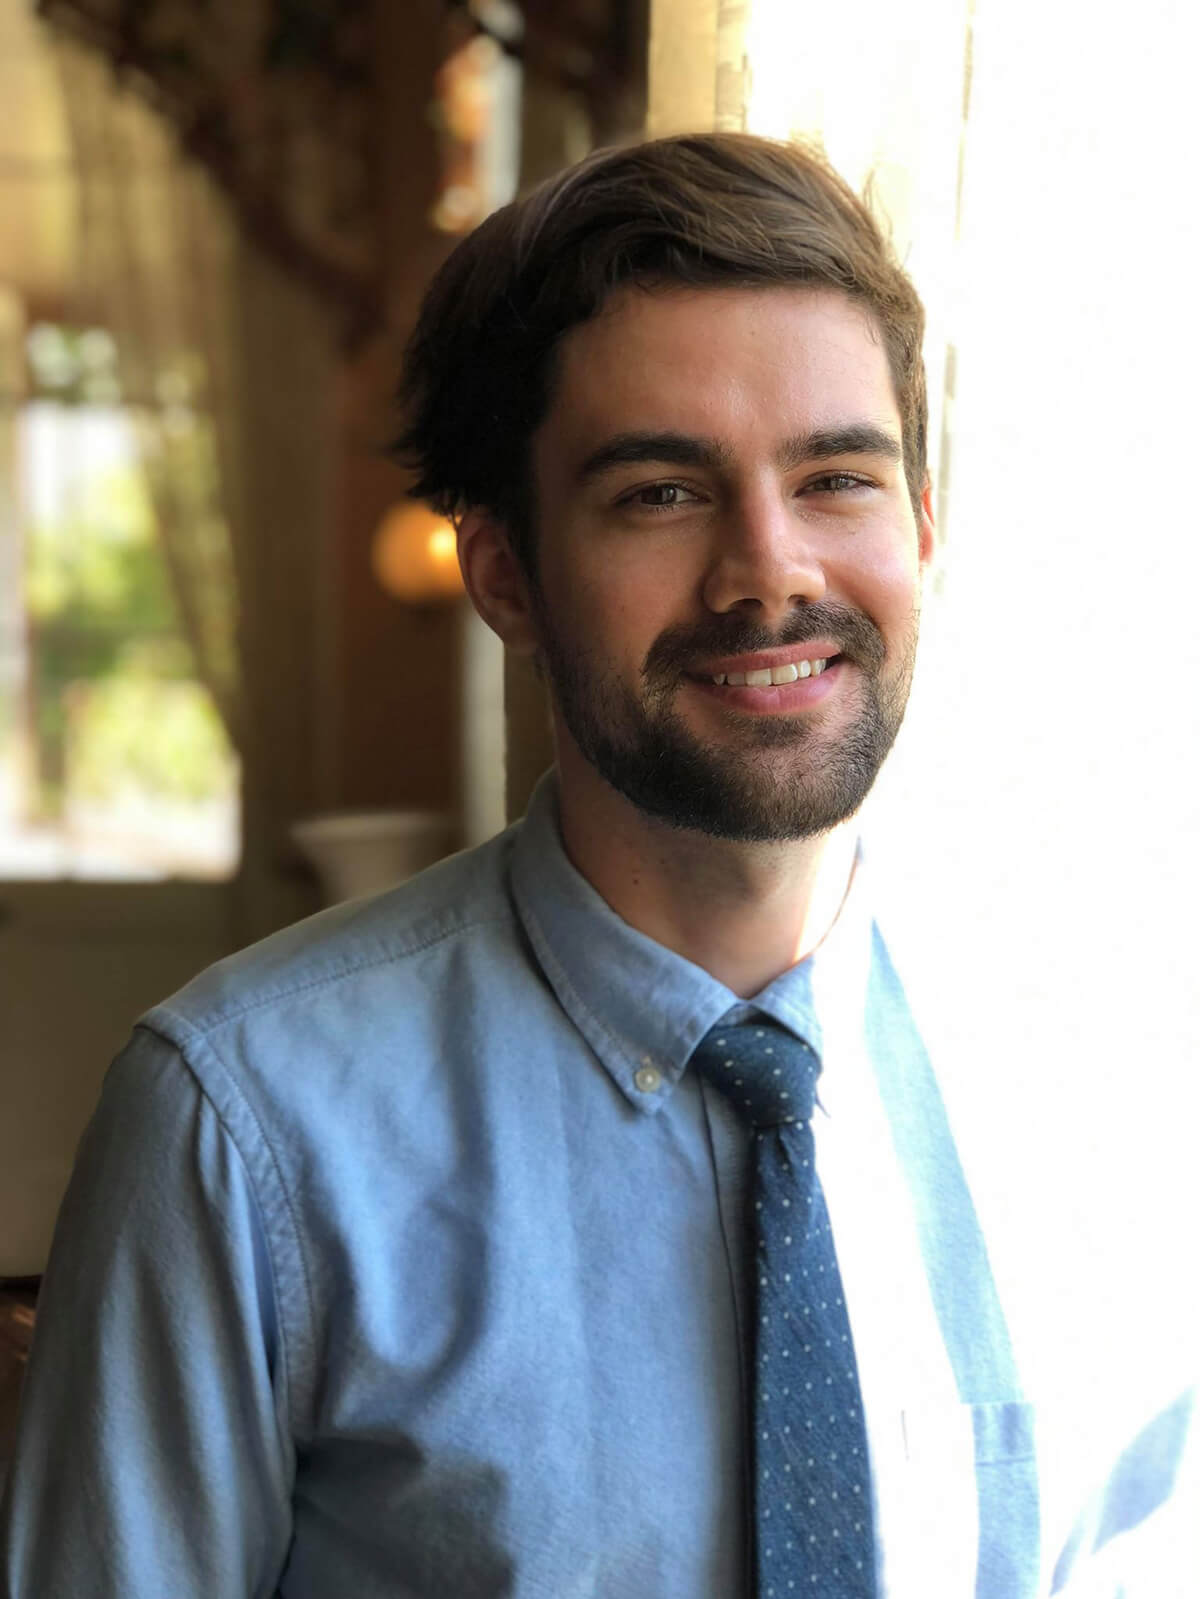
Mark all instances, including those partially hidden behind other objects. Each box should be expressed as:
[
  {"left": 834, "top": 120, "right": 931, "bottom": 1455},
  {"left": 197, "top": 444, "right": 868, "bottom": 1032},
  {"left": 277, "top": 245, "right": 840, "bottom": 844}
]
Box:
[{"left": 394, "top": 131, "right": 927, "bottom": 574}]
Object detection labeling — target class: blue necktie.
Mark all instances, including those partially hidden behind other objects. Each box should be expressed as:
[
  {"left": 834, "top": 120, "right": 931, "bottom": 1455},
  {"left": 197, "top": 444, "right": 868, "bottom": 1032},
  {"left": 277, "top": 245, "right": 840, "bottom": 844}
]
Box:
[{"left": 691, "top": 1020, "right": 876, "bottom": 1597}]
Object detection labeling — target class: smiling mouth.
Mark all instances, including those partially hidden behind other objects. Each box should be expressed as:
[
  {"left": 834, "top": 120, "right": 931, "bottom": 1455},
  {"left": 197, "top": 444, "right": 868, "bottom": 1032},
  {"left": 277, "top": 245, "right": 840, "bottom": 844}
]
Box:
[{"left": 708, "top": 656, "right": 836, "bottom": 687}]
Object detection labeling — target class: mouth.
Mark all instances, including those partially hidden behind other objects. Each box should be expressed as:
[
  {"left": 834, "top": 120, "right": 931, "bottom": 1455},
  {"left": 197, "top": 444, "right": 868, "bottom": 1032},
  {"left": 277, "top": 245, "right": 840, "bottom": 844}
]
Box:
[
  {"left": 689, "top": 640, "right": 845, "bottom": 684},
  {"left": 707, "top": 654, "right": 837, "bottom": 687},
  {"left": 685, "top": 652, "right": 847, "bottom": 713}
]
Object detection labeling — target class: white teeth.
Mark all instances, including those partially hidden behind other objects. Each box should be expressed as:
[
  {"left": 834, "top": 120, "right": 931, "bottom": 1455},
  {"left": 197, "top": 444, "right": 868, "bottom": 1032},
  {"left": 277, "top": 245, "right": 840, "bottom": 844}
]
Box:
[{"left": 710, "top": 657, "right": 829, "bottom": 687}]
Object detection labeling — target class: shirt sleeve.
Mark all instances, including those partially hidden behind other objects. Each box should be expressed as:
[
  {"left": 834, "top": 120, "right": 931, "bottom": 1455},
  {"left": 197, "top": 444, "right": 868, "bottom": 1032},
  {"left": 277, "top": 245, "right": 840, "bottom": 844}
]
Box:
[{"left": 0, "top": 1025, "right": 294, "bottom": 1599}]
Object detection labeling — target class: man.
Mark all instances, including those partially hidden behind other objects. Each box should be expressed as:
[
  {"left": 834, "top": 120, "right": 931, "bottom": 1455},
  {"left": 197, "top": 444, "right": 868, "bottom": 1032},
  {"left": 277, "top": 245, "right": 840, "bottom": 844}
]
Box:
[{"left": 1, "top": 133, "right": 1189, "bottom": 1598}]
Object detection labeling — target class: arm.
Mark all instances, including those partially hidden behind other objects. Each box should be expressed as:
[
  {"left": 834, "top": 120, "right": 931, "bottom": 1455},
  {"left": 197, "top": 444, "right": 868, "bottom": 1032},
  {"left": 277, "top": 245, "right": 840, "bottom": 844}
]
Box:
[
  {"left": 0, "top": 1027, "right": 294, "bottom": 1598},
  {"left": 1048, "top": 1386, "right": 1199, "bottom": 1596}
]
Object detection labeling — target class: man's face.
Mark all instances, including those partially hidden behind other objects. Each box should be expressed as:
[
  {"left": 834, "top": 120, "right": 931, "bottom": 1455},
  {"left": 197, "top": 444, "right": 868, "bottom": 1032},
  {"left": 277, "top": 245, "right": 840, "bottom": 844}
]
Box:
[{"left": 525, "top": 284, "right": 934, "bottom": 842}]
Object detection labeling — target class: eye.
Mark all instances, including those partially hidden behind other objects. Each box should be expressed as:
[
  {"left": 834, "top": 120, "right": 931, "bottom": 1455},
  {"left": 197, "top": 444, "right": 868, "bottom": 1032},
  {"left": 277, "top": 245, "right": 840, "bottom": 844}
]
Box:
[
  {"left": 803, "top": 471, "right": 873, "bottom": 495},
  {"left": 621, "top": 481, "right": 702, "bottom": 511}
]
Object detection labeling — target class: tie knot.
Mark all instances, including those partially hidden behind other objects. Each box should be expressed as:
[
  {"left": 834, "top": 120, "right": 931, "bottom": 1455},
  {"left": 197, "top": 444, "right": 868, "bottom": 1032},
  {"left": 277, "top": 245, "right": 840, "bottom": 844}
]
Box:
[{"left": 690, "top": 1020, "right": 820, "bottom": 1129}]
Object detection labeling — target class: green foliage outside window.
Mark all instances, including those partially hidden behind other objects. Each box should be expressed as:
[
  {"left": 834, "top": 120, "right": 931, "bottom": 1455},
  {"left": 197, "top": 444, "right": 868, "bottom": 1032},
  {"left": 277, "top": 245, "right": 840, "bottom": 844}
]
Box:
[{"left": 23, "top": 451, "right": 235, "bottom": 821}]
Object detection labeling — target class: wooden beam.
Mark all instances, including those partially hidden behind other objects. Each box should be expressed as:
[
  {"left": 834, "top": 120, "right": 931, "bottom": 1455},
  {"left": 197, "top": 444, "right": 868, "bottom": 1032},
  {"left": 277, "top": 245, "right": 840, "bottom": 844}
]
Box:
[{"left": 646, "top": 0, "right": 718, "bottom": 137}]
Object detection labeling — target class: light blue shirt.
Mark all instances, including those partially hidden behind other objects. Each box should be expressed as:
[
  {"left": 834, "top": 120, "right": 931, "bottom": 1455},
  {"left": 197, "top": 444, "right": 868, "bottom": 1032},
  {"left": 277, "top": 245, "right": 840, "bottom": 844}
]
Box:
[{"left": 1, "top": 777, "right": 1190, "bottom": 1596}]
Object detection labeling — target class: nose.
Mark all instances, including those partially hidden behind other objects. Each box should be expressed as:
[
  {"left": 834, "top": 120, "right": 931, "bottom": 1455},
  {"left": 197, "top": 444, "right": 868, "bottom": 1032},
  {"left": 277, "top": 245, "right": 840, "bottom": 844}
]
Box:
[{"left": 700, "top": 486, "right": 827, "bottom": 624}]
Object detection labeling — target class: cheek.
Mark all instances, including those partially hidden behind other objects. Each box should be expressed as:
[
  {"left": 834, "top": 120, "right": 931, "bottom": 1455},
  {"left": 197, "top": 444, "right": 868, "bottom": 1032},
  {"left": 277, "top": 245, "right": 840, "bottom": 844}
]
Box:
[
  {"left": 841, "top": 527, "right": 924, "bottom": 624},
  {"left": 556, "top": 547, "right": 687, "bottom": 654}
]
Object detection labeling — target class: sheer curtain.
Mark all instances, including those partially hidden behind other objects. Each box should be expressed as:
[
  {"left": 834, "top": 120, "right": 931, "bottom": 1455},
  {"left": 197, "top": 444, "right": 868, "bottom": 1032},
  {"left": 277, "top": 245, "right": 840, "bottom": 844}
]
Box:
[
  {"left": 49, "top": 32, "right": 341, "bottom": 939},
  {"left": 52, "top": 36, "right": 243, "bottom": 751}
]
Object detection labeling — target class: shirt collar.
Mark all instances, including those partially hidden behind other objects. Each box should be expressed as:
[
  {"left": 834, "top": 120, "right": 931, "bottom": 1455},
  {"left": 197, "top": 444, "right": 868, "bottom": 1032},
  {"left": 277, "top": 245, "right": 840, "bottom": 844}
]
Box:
[{"left": 509, "top": 772, "right": 873, "bottom": 1116}]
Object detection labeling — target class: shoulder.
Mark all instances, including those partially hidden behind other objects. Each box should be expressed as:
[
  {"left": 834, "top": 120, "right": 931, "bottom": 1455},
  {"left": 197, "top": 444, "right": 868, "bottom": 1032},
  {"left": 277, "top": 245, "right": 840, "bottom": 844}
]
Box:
[
  {"left": 113, "top": 827, "right": 539, "bottom": 1151},
  {"left": 101, "top": 826, "right": 537, "bottom": 1303},
  {"left": 151, "top": 827, "right": 521, "bottom": 1046}
]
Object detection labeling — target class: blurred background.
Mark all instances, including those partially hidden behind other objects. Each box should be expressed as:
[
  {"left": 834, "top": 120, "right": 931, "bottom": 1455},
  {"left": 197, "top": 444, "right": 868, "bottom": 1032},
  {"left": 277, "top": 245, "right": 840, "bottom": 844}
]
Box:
[{"left": 1, "top": 0, "right": 1197, "bottom": 1521}]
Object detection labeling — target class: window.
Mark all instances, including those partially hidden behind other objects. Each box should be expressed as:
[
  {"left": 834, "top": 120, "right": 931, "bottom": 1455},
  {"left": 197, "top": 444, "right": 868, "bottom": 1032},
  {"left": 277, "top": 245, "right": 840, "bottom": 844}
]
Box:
[{"left": 0, "top": 323, "right": 239, "bottom": 879}]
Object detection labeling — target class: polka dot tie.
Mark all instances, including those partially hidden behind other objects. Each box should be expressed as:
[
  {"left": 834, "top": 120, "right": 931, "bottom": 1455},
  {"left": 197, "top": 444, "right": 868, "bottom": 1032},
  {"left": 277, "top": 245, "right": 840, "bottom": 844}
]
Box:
[{"left": 691, "top": 1020, "right": 876, "bottom": 1597}]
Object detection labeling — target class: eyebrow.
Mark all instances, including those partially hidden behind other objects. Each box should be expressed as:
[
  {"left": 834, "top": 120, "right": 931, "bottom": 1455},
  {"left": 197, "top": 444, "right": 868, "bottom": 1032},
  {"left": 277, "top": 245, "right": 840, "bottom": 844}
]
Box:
[
  {"left": 575, "top": 423, "right": 902, "bottom": 483},
  {"left": 778, "top": 424, "right": 902, "bottom": 469},
  {"left": 576, "top": 431, "right": 732, "bottom": 482}
]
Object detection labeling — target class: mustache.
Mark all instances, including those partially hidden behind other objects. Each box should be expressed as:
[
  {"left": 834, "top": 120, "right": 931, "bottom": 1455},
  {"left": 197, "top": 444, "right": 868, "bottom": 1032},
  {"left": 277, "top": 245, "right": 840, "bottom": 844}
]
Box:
[{"left": 643, "top": 602, "right": 887, "bottom": 681}]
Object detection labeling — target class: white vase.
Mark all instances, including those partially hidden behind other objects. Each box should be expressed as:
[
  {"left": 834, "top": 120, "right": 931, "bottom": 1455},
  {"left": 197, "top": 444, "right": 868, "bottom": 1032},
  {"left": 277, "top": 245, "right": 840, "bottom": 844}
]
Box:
[{"left": 290, "top": 810, "right": 456, "bottom": 905}]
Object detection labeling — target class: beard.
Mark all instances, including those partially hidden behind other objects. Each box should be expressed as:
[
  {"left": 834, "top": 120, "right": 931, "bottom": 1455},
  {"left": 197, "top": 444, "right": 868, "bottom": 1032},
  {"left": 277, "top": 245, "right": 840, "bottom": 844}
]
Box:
[{"left": 534, "top": 599, "right": 919, "bottom": 842}]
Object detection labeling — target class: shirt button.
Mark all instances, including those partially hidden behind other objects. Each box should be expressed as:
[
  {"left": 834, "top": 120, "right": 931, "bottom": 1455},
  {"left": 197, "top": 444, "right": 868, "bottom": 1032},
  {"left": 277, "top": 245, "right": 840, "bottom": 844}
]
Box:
[{"left": 634, "top": 1064, "right": 663, "bottom": 1094}]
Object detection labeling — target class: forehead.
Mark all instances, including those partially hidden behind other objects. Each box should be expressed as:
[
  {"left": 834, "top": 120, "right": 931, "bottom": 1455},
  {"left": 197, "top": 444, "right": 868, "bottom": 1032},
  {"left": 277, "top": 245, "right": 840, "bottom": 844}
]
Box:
[{"left": 537, "top": 284, "right": 901, "bottom": 466}]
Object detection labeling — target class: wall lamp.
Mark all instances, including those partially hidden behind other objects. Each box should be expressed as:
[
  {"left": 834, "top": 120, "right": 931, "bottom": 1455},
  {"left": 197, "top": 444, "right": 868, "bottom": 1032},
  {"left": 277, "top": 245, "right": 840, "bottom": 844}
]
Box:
[{"left": 371, "top": 501, "right": 464, "bottom": 605}]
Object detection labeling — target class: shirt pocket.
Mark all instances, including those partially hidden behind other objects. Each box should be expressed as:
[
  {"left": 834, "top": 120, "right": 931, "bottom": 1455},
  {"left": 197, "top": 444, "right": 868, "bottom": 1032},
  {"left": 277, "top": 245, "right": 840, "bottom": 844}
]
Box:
[{"left": 899, "top": 1399, "right": 1040, "bottom": 1599}]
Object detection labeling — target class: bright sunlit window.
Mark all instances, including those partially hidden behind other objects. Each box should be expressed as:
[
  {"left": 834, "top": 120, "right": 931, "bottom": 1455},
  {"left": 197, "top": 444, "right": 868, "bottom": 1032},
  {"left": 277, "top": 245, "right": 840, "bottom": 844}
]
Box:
[
  {"left": 0, "top": 324, "right": 239, "bottom": 880},
  {"left": 738, "top": 0, "right": 1199, "bottom": 1564}
]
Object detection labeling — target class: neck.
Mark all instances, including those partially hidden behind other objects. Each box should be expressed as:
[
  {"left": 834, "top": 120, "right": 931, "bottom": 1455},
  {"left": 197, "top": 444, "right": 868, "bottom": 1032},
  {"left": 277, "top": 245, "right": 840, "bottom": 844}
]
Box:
[{"left": 555, "top": 753, "right": 860, "bottom": 999}]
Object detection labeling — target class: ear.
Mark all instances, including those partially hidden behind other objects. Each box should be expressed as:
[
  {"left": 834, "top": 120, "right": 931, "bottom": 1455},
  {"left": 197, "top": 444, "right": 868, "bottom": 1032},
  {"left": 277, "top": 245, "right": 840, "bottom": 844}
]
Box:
[
  {"left": 916, "top": 480, "right": 936, "bottom": 572},
  {"left": 457, "top": 509, "right": 539, "bottom": 655}
]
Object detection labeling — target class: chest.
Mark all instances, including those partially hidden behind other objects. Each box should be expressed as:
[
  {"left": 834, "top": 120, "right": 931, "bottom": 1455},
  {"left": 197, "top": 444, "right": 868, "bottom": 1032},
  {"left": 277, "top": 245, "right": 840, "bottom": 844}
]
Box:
[{"left": 281, "top": 1071, "right": 746, "bottom": 1597}]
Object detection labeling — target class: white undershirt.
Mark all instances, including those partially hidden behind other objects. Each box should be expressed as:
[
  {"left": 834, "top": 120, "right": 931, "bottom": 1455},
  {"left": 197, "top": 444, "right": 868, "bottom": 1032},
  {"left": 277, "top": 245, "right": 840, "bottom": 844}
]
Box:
[
  {"left": 701, "top": 863, "right": 987, "bottom": 1596},
  {"left": 810, "top": 891, "right": 981, "bottom": 1597}
]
